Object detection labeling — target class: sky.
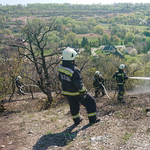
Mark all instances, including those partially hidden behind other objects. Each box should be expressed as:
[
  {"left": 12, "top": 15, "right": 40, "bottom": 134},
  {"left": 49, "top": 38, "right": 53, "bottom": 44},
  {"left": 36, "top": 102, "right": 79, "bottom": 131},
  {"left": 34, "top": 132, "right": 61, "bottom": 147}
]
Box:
[{"left": 0, "top": 0, "right": 150, "bottom": 6}]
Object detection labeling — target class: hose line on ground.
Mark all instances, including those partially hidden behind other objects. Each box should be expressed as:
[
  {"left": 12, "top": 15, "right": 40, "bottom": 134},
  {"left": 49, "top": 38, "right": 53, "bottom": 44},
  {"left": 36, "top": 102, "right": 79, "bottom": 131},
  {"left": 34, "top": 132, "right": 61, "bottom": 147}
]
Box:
[{"left": 101, "top": 84, "right": 111, "bottom": 100}]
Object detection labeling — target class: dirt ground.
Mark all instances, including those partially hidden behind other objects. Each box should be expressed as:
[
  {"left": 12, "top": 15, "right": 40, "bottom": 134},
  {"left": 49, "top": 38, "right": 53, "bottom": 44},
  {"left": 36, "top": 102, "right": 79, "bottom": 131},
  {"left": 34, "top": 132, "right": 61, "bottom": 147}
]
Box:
[{"left": 0, "top": 91, "right": 150, "bottom": 150}]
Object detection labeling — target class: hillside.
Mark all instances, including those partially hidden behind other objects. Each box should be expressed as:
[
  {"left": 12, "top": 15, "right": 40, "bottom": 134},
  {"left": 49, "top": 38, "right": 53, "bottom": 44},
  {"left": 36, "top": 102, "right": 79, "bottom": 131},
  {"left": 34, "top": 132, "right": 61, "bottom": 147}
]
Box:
[{"left": 0, "top": 90, "right": 150, "bottom": 150}]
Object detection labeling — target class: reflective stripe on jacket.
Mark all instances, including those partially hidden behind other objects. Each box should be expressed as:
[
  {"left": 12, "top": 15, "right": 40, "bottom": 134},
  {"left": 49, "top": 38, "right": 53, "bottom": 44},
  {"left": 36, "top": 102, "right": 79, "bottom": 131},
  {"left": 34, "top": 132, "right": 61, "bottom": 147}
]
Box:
[
  {"left": 59, "top": 62, "right": 87, "bottom": 96},
  {"left": 113, "top": 70, "right": 127, "bottom": 85},
  {"left": 93, "top": 75, "right": 104, "bottom": 88}
]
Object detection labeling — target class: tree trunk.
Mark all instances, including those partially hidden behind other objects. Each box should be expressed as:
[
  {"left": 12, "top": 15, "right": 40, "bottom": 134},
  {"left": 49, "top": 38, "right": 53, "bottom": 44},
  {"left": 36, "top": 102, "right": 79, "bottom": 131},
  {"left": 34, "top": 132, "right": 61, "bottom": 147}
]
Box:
[
  {"left": 47, "top": 88, "right": 53, "bottom": 104},
  {"left": 44, "top": 87, "right": 53, "bottom": 109},
  {"left": 0, "top": 103, "right": 5, "bottom": 112}
]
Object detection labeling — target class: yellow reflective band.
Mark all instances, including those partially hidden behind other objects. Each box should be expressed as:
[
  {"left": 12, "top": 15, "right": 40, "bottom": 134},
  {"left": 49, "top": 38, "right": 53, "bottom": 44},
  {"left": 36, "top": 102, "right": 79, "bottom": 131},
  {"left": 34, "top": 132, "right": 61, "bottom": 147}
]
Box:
[
  {"left": 79, "top": 86, "right": 87, "bottom": 92},
  {"left": 62, "top": 91, "right": 80, "bottom": 96},
  {"left": 118, "top": 83, "right": 123, "bottom": 85},
  {"left": 72, "top": 113, "right": 80, "bottom": 119},
  {"left": 118, "top": 73, "right": 124, "bottom": 76},
  {"left": 88, "top": 112, "right": 96, "bottom": 117},
  {"left": 59, "top": 68, "right": 73, "bottom": 77},
  {"left": 119, "top": 96, "right": 123, "bottom": 98}
]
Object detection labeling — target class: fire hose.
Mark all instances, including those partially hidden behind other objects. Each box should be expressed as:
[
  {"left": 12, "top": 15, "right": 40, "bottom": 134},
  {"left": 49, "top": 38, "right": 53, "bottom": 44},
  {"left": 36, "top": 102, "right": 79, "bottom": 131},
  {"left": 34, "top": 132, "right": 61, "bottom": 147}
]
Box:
[
  {"left": 129, "top": 77, "right": 150, "bottom": 80},
  {"left": 101, "top": 77, "right": 150, "bottom": 100},
  {"left": 20, "top": 84, "right": 39, "bottom": 95},
  {"left": 21, "top": 85, "right": 39, "bottom": 88},
  {"left": 101, "top": 84, "right": 112, "bottom": 100}
]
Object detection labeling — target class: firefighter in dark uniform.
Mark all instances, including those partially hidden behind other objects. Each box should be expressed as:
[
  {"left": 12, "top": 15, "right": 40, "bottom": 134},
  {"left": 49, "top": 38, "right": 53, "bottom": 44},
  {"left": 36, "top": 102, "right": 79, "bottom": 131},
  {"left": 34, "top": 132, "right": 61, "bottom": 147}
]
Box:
[
  {"left": 59, "top": 47, "right": 100, "bottom": 126},
  {"left": 15, "top": 76, "right": 25, "bottom": 95},
  {"left": 113, "top": 64, "right": 128, "bottom": 103},
  {"left": 93, "top": 71, "right": 105, "bottom": 98}
]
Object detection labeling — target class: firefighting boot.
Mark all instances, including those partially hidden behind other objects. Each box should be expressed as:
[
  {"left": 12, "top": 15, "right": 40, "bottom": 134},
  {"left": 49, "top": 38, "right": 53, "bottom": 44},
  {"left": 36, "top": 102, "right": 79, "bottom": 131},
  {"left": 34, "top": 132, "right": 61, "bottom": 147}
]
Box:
[
  {"left": 73, "top": 117, "right": 83, "bottom": 126},
  {"left": 101, "top": 91, "right": 106, "bottom": 97},
  {"left": 94, "top": 91, "right": 100, "bottom": 98},
  {"left": 118, "top": 98, "right": 126, "bottom": 104},
  {"left": 89, "top": 116, "right": 100, "bottom": 126},
  {"left": 120, "top": 99, "right": 126, "bottom": 104},
  {"left": 94, "top": 92, "right": 98, "bottom": 98}
]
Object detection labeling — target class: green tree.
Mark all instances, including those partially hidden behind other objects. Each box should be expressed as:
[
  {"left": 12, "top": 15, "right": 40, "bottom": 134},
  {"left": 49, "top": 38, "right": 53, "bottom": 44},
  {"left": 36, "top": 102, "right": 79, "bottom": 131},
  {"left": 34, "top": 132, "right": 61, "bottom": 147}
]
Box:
[
  {"left": 0, "top": 18, "right": 4, "bottom": 29},
  {"left": 65, "top": 32, "right": 77, "bottom": 47},
  {"left": 84, "top": 45, "right": 91, "bottom": 55},
  {"left": 102, "top": 33, "right": 110, "bottom": 45},
  {"left": 112, "top": 35, "right": 120, "bottom": 45},
  {"left": 94, "top": 25, "right": 104, "bottom": 35},
  {"left": 81, "top": 37, "right": 89, "bottom": 47},
  {"left": 98, "top": 37, "right": 102, "bottom": 46},
  {"left": 125, "top": 32, "right": 135, "bottom": 43},
  {"left": 0, "top": 29, "right": 12, "bottom": 35}
]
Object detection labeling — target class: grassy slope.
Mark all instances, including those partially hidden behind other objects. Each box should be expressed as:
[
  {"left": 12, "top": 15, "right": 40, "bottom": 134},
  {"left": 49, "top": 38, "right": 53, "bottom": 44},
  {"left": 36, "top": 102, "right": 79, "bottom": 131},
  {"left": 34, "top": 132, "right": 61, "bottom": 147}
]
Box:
[{"left": 0, "top": 91, "right": 150, "bottom": 149}]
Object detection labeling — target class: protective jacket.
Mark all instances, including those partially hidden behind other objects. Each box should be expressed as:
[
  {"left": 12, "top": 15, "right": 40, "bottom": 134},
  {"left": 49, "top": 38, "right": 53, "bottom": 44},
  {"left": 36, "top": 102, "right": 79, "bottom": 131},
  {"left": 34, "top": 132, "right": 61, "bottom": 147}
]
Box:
[
  {"left": 113, "top": 69, "right": 128, "bottom": 102},
  {"left": 15, "top": 79, "right": 23, "bottom": 88},
  {"left": 59, "top": 61, "right": 87, "bottom": 96},
  {"left": 113, "top": 69, "right": 128, "bottom": 85},
  {"left": 59, "top": 61, "right": 97, "bottom": 125},
  {"left": 93, "top": 75, "right": 104, "bottom": 88},
  {"left": 15, "top": 78, "right": 25, "bottom": 95}
]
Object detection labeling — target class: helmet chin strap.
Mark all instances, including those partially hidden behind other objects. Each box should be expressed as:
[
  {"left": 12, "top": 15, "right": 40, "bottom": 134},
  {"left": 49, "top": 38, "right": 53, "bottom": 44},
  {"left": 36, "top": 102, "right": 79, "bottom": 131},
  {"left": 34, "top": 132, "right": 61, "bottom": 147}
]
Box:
[{"left": 72, "top": 59, "right": 75, "bottom": 65}]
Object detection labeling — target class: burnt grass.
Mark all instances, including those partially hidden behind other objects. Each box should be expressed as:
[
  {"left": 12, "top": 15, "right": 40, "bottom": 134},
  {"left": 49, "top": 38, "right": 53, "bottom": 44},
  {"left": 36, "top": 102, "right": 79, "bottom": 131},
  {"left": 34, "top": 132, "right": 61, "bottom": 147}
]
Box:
[{"left": 0, "top": 91, "right": 150, "bottom": 150}]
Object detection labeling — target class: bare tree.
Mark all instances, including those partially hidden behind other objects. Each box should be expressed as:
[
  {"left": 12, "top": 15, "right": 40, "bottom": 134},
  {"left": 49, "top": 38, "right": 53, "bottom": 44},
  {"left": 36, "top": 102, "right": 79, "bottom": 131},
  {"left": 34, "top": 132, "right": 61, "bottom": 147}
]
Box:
[{"left": 9, "top": 18, "right": 61, "bottom": 106}]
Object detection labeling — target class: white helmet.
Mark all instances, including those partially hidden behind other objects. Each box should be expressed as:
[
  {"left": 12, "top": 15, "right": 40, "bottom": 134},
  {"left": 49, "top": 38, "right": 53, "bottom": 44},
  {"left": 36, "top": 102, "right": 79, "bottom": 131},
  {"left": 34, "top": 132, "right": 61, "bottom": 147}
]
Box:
[
  {"left": 17, "top": 76, "right": 22, "bottom": 79},
  {"left": 62, "top": 47, "right": 77, "bottom": 61},
  {"left": 99, "top": 74, "right": 102, "bottom": 77},
  {"left": 119, "top": 64, "right": 126, "bottom": 69},
  {"left": 95, "top": 71, "right": 100, "bottom": 75}
]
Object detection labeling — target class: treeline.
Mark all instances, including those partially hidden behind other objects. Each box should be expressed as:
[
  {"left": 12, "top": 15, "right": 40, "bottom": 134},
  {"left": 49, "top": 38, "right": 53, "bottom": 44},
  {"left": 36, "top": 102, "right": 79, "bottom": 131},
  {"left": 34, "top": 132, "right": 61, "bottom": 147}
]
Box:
[
  {"left": 1, "top": 2, "right": 150, "bottom": 55},
  {"left": 1, "top": 3, "right": 150, "bottom": 18}
]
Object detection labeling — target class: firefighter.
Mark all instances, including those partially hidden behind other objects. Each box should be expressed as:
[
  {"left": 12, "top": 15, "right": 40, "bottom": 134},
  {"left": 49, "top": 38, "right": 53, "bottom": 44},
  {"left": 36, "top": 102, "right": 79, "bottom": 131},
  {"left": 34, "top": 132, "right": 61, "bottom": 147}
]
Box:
[
  {"left": 113, "top": 64, "right": 128, "bottom": 103},
  {"left": 59, "top": 47, "right": 100, "bottom": 126},
  {"left": 93, "top": 71, "right": 106, "bottom": 98},
  {"left": 15, "top": 76, "right": 25, "bottom": 95}
]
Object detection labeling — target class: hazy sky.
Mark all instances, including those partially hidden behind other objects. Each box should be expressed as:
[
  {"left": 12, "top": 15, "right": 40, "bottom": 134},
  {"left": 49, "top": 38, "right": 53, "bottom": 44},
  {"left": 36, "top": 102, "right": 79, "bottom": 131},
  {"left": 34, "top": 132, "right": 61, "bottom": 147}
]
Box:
[{"left": 1, "top": 0, "right": 150, "bottom": 6}]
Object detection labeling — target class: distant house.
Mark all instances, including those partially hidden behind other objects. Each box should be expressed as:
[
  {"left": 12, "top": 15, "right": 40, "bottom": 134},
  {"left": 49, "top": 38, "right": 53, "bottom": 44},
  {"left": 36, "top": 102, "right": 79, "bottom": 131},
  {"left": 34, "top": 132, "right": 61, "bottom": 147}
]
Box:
[
  {"left": 126, "top": 46, "right": 138, "bottom": 55},
  {"left": 126, "top": 46, "right": 132, "bottom": 54},
  {"left": 115, "top": 45, "right": 126, "bottom": 51},
  {"left": 147, "top": 21, "right": 150, "bottom": 26},
  {"left": 137, "top": 41, "right": 147, "bottom": 47},
  {"left": 103, "top": 45, "right": 117, "bottom": 53},
  {"left": 103, "top": 45, "right": 124, "bottom": 58},
  {"left": 114, "top": 49, "right": 124, "bottom": 58}
]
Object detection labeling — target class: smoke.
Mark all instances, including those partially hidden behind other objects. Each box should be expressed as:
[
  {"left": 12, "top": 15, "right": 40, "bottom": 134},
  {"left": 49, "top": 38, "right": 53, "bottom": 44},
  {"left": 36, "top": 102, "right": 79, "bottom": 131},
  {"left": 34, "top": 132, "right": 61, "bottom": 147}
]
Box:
[
  {"left": 128, "top": 86, "right": 150, "bottom": 94},
  {"left": 128, "top": 77, "right": 150, "bottom": 94}
]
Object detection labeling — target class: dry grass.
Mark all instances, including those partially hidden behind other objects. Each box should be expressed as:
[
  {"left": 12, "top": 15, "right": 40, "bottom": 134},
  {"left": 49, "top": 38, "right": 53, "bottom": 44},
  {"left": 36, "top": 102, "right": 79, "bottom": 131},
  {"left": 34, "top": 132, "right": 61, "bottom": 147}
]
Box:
[{"left": 0, "top": 91, "right": 150, "bottom": 150}]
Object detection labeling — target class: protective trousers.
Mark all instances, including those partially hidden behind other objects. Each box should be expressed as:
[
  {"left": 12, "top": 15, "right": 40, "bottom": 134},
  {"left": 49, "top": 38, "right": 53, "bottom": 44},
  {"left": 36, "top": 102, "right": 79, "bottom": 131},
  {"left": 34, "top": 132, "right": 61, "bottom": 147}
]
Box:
[
  {"left": 117, "top": 85, "right": 124, "bottom": 101},
  {"left": 66, "top": 93, "right": 97, "bottom": 124},
  {"left": 94, "top": 85, "right": 105, "bottom": 97},
  {"left": 95, "top": 89, "right": 100, "bottom": 97}
]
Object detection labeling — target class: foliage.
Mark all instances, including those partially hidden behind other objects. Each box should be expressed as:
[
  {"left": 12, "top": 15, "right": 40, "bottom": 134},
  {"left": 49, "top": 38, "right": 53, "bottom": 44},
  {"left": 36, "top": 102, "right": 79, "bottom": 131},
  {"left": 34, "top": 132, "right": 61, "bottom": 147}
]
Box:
[
  {"left": 143, "top": 30, "right": 150, "bottom": 37},
  {"left": 94, "top": 25, "right": 104, "bottom": 35},
  {"left": 0, "top": 52, "right": 24, "bottom": 101},
  {"left": 2, "top": 2, "right": 150, "bottom": 107},
  {"left": 64, "top": 32, "right": 77, "bottom": 47},
  {"left": 81, "top": 37, "right": 89, "bottom": 47},
  {"left": 7, "top": 19, "right": 62, "bottom": 105}
]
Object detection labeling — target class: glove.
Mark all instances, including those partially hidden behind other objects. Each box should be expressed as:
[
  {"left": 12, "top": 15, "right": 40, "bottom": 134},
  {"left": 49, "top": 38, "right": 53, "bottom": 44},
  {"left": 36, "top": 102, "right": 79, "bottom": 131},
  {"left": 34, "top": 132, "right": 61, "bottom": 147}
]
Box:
[
  {"left": 80, "top": 93, "right": 87, "bottom": 101},
  {"left": 125, "top": 76, "right": 129, "bottom": 80}
]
